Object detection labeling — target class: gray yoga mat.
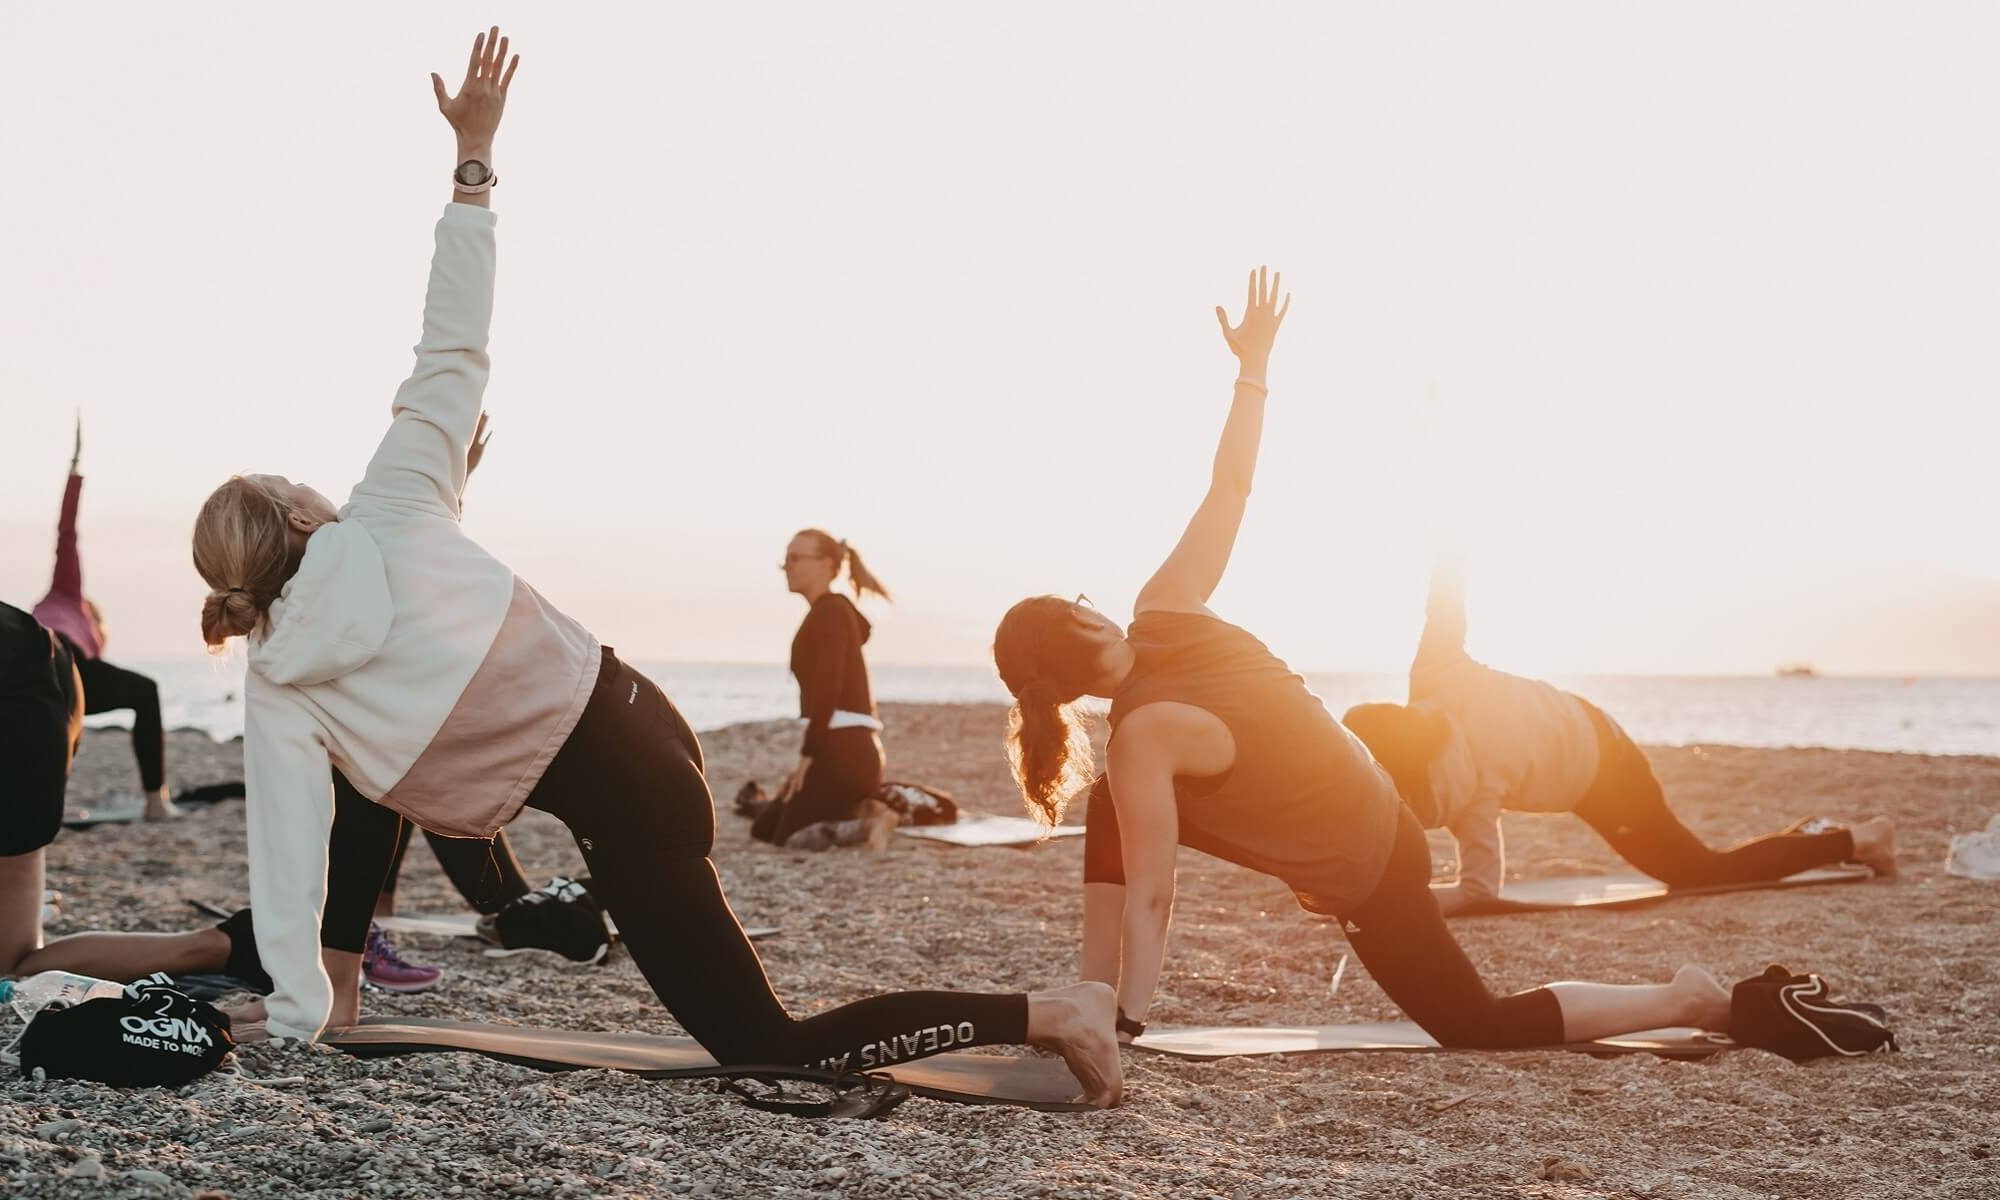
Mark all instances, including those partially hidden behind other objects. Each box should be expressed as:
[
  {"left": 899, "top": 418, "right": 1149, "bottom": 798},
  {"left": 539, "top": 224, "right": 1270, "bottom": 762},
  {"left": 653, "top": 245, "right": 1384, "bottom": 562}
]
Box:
[
  {"left": 374, "top": 912, "right": 780, "bottom": 942},
  {"left": 1453, "top": 864, "right": 1873, "bottom": 916},
  {"left": 323, "top": 1016, "right": 1089, "bottom": 1110},
  {"left": 1135, "top": 1021, "right": 1734, "bottom": 1061},
  {"left": 898, "top": 815, "right": 1086, "bottom": 848}
]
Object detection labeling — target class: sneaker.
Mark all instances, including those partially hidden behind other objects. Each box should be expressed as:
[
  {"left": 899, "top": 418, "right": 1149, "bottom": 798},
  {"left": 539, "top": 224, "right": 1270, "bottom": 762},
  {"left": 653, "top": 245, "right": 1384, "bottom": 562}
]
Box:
[
  {"left": 474, "top": 877, "right": 612, "bottom": 965},
  {"left": 363, "top": 923, "right": 444, "bottom": 993}
]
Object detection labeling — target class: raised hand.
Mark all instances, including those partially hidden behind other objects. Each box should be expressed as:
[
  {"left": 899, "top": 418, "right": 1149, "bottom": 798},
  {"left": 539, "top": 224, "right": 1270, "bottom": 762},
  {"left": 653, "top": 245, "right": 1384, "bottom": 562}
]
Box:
[
  {"left": 1214, "top": 266, "right": 1290, "bottom": 377},
  {"left": 466, "top": 412, "right": 493, "bottom": 477},
  {"left": 430, "top": 26, "right": 519, "bottom": 155}
]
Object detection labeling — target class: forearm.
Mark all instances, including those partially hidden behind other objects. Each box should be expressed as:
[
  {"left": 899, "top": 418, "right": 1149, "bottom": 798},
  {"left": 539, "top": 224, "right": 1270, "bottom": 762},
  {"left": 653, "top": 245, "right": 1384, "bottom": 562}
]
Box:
[
  {"left": 1115, "top": 889, "right": 1174, "bottom": 1021},
  {"left": 1209, "top": 381, "right": 1268, "bottom": 497},
  {"left": 1081, "top": 882, "right": 1126, "bottom": 985}
]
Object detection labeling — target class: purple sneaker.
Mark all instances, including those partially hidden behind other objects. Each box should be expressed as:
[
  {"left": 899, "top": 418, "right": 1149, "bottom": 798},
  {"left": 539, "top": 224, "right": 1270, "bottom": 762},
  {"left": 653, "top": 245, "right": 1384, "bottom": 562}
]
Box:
[{"left": 363, "top": 922, "right": 444, "bottom": 993}]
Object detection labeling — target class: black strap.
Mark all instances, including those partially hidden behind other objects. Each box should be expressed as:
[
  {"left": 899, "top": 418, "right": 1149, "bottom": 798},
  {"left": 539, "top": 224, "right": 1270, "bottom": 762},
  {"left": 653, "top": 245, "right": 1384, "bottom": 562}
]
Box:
[
  {"left": 720, "top": 1073, "right": 910, "bottom": 1120},
  {"left": 1116, "top": 1010, "right": 1146, "bottom": 1040}
]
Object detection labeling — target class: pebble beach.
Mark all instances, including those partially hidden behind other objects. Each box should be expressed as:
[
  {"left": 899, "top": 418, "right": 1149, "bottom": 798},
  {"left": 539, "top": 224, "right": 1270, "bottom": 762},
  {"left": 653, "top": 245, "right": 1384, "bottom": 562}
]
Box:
[{"left": 5, "top": 705, "right": 1998, "bottom": 1199}]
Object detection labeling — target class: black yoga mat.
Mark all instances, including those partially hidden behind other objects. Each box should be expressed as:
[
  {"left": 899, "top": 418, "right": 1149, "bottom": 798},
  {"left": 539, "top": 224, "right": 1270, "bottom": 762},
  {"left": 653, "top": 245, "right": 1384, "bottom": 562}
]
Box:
[{"left": 323, "top": 1016, "right": 1089, "bottom": 1110}]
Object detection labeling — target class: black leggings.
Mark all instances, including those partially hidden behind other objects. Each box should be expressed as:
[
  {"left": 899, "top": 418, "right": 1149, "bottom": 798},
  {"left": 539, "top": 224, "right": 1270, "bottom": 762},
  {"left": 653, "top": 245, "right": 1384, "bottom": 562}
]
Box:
[
  {"left": 750, "top": 727, "right": 885, "bottom": 845},
  {"left": 71, "top": 648, "right": 164, "bottom": 793},
  {"left": 377, "top": 811, "right": 533, "bottom": 916},
  {"left": 1572, "top": 704, "right": 1854, "bottom": 888},
  {"left": 316, "top": 770, "right": 533, "bottom": 954},
  {"left": 527, "top": 650, "right": 1025, "bottom": 1069},
  {"left": 1338, "top": 808, "right": 1565, "bottom": 1049}
]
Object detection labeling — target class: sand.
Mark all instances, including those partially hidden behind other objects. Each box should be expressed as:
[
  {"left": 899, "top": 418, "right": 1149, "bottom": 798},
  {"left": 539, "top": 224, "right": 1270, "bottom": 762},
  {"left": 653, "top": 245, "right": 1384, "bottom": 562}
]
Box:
[{"left": 5, "top": 704, "right": 1998, "bottom": 1199}]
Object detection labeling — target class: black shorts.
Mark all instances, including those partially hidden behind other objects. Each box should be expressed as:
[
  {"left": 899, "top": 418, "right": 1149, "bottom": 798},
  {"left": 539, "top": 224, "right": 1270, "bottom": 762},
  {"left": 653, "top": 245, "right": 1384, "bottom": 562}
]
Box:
[{"left": 1, "top": 604, "right": 83, "bottom": 856}]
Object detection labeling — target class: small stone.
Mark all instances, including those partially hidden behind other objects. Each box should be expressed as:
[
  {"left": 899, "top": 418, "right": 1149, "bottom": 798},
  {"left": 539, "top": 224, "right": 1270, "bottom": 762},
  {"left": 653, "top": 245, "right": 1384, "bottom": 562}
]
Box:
[
  {"left": 1972, "top": 1144, "right": 1992, "bottom": 1160},
  {"left": 32, "top": 1118, "right": 79, "bottom": 1140},
  {"left": 71, "top": 1156, "right": 106, "bottom": 1179},
  {"left": 127, "top": 1170, "right": 174, "bottom": 1187},
  {"left": 356, "top": 1118, "right": 394, "bottom": 1134}
]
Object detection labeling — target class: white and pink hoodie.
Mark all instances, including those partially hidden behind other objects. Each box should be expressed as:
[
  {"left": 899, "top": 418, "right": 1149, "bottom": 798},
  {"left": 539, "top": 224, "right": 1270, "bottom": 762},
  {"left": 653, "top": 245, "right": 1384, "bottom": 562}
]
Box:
[{"left": 244, "top": 203, "right": 599, "bottom": 1041}]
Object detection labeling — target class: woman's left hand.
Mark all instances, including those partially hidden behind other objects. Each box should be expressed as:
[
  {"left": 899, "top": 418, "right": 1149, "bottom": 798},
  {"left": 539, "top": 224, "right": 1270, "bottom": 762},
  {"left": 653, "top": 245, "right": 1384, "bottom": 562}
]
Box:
[{"left": 777, "top": 756, "right": 812, "bottom": 802}]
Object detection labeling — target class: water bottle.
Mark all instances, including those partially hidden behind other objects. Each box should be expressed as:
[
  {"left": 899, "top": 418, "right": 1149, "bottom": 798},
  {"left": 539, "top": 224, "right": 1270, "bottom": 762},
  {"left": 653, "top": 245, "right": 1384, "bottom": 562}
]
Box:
[{"left": 0, "top": 971, "right": 125, "bottom": 1021}]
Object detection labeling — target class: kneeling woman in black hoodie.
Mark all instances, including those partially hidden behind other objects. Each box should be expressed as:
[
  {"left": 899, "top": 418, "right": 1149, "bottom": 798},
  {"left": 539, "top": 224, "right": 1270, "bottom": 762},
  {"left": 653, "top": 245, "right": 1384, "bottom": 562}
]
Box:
[{"left": 752, "top": 530, "right": 898, "bottom": 850}]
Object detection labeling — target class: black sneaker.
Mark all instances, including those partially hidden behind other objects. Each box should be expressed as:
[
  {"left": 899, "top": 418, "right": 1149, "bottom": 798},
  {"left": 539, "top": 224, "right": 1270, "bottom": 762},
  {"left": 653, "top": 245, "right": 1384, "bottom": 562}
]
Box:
[{"left": 474, "top": 877, "right": 611, "bottom": 966}]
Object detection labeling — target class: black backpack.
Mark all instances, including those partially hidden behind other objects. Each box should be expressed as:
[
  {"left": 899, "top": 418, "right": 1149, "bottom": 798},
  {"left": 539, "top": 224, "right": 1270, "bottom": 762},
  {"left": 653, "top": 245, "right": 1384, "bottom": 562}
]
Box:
[
  {"left": 1728, "top": 965, "right": 1896, "bottom": 1062},
  {"left": 18, "top": 974, "right": 234, "bottom": 1087}
]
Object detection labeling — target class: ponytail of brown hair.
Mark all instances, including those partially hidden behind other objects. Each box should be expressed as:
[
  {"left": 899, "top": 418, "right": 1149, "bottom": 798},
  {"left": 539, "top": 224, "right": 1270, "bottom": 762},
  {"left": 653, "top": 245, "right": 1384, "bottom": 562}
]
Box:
[
  {"left": 191, "top": 478, "right": 302, "bottom": 649},
  {"left": 798, "top": 528, "right": 892, "bottom": 602},
  {"left": 993, "top": 595, "right": 1099, "bottom": 827}
]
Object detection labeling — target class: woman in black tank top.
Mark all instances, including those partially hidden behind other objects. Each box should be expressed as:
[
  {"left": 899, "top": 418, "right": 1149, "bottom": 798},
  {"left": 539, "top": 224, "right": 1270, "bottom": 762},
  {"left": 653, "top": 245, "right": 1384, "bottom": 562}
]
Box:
[{"left": 992, "top": 268, "right": 1735, "bottom": 1049}]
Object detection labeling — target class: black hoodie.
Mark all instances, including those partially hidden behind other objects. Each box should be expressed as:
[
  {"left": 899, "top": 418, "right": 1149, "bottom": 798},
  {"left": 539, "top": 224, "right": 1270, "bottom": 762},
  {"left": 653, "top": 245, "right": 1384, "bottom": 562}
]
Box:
[{"left": 790, "top": 593, "right": 876, "bottom": 756}]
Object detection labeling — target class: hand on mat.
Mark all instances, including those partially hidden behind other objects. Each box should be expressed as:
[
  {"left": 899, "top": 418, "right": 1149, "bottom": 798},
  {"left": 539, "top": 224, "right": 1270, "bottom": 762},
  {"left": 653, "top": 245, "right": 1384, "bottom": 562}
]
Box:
[
  {"left": 431, "top": 26, "right": 519, "bottom": 151},
  {"left": 1214, "top": 265, "right": 1290, "bottom": 375},
  {"left": 467, "top": 412, "right": 493, "bottom": 477}
]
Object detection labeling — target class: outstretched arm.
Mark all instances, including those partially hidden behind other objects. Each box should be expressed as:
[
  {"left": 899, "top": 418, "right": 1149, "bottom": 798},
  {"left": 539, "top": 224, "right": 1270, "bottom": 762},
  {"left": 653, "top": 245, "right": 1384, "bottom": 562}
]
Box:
[
  {"left": 46, "top": 419, "right": 84, "bottom": 602},
  {"left": 1135, "top": 267, "right": 1290, "bottom": 616},
  {"left": 1103, "top": 712, "right": 1188, "bottom": 1036},
  {"left": 1414, "top": 554, "right": 1468, "bottom": 670},
  {"left": 349, "top": 29, "right": 520, "bottom": 521}
]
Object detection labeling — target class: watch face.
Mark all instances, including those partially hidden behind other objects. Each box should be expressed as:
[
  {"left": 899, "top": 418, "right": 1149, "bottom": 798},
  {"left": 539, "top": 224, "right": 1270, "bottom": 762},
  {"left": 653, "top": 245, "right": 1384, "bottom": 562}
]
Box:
[{"left": 458, "top": 161, "right": 488, "bottom": 185}]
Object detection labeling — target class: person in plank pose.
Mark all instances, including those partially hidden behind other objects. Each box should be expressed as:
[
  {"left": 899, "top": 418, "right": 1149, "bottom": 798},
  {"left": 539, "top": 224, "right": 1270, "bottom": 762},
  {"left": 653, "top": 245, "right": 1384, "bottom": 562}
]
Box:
[
  {"left": 745, "top": 530, "right": 899, "bottom": 850},
  {"left": 31, "top": 420, "right": 178, "bottom": 820},
  {"left": 192, "top": 28, "right": 1118, "bottom": 1105},
  {"left": 994, "top": 267, "right": 1751, "bottom": 1050},
  {"left": 1341, "top": 562, "right": 1896, "bottom": 914}
]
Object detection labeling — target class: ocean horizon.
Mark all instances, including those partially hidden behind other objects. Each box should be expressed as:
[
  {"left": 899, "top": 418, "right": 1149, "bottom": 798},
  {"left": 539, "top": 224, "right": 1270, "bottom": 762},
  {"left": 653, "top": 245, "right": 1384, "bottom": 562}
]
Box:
[{"left": 95, "top": 656, "right": 2000, "bottom": 758}]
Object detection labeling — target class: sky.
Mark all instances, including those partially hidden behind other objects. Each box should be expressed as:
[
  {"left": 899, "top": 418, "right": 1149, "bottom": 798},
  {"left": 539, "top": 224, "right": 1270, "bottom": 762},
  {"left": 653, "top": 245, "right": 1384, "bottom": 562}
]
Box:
[{"left": 3, "top": 2, "right": 1997, "bottom": 676}]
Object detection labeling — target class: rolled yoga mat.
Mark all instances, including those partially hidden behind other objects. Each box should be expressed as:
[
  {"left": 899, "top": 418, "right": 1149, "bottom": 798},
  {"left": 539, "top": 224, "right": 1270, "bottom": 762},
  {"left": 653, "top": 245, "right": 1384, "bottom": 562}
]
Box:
[
  {"left": 1135, "top": 1021, "right": 1735, "bottom": 1061},
  {"left": 323, "top": 1016, "right": 1089, "bottom": 1111},
  {"left": 1451, "top": 864, "right": 1873, "bottom": 916},
  {"left": 897, "top": 815, "right": 1086, "bottom": 848},
  {"left": 372, "top": 912, "right": 781, "bottom": 942}
]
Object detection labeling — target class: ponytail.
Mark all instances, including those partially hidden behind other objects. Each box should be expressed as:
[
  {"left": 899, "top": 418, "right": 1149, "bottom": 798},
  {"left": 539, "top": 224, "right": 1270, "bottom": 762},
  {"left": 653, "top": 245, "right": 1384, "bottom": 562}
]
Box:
[
  {"left": 838, "top": 540, "right": 892, "bottom": 603},
  {"left": 993, "top": 594, "right": 1103, "bottom": 827},
  {"left": 191, "top": 477, "right": 300, "bottom": 650},
  {"left": 1006, "top": 683, "right": 1094, "bottom": 827}
]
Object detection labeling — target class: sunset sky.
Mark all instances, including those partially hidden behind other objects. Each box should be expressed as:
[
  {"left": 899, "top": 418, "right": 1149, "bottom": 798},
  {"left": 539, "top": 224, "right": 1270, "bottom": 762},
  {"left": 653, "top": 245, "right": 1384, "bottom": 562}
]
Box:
[{"left": 3, "top": 2, "right": 1996, "bottom": 676}]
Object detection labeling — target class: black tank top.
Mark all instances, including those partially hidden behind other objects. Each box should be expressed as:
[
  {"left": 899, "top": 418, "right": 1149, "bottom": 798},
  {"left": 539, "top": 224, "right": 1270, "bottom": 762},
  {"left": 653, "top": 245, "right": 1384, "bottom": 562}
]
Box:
[{"left": 1107, "top": 610, "right": 1399, "bottom": 914}]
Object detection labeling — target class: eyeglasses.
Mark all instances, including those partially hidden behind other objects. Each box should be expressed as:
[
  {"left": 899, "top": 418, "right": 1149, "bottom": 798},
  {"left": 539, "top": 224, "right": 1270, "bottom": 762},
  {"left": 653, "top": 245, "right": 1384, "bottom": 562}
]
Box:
[{"left": 1074, "top": 593, "right": 1095, "bottom": 611}]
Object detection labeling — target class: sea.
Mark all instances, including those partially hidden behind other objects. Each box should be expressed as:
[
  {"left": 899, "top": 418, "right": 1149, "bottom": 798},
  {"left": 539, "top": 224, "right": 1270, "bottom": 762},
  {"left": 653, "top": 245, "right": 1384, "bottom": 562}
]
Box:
[{"left": 99, "top": 657, "right": 2000, "bottom": 758}]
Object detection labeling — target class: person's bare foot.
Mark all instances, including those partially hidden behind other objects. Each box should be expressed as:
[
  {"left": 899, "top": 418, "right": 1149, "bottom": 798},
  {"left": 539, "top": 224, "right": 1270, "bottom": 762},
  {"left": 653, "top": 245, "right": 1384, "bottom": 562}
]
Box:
[
  {"left": 1026, "top": 982, "right": 1123, "bottom": 1108},
  {"left": 1849, "top": 816, "right": 1898, "bottom": 878},
  {"left": 143, "top": 788, "right": 183, "bottom": 821},
  {"left": 859, "top": 799, "right": 899, "bottom": 852},
  {"left": 1674, "top": 965, "right": 1731, "bottom": 1031}
]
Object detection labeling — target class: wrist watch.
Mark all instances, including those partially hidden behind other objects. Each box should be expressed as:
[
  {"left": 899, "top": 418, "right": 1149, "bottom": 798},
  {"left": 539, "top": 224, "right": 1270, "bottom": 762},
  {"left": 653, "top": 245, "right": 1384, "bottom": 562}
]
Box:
[{"left": 453, "top": 159, "right": 498, "bottom": 194}]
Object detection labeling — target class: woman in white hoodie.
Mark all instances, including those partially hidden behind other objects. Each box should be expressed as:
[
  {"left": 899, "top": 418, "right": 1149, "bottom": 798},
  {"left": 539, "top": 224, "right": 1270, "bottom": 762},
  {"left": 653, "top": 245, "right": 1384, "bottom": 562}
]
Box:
[{"left": 188, "top": 28, "right": 1119, "bottom": 1107}]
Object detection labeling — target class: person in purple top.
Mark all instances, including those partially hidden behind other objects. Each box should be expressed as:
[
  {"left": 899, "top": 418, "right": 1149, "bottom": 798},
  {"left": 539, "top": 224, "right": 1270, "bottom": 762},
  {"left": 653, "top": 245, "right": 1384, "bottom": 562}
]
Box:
[{"left": 32, "top": 419, "right": 177, "bottom": 820}]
